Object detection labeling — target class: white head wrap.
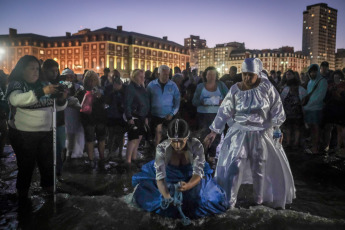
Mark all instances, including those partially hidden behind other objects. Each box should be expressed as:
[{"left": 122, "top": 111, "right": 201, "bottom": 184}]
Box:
[{"left": 241, "top": 58, "right": 267, "bottom": 79}]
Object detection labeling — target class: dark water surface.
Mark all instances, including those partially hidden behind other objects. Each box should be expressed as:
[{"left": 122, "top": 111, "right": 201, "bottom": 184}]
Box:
[{"left": 1, "top": 145, "right": 345, "bottom": 230}]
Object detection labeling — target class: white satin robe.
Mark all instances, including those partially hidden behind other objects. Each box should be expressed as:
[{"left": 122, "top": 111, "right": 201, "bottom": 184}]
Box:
[{"left": 210, "top": 78, "right": 296, "bottom": 209}]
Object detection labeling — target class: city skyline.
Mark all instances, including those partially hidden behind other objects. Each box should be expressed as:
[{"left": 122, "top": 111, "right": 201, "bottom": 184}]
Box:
[{"left": 0, "top": 0, "right": 344, "bottom": 51}]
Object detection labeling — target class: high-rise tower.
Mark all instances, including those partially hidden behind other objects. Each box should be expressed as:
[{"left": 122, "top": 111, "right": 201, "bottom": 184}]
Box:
[{"left": 302, "top": 3, "right": 337, "bottom": 69}]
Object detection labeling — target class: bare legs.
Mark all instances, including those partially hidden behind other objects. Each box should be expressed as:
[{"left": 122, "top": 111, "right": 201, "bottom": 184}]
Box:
[
  {"left": 86, "top": 140, "right": 105, "bottom": 161},
  {"left": 126, "top": 135, "right": 142, "bottom": 164}
]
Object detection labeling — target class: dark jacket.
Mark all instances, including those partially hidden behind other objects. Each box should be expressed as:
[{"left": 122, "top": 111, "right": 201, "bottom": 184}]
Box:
[
  {"left": 105, "top": 84, "right": 126, "bottom": 119},
  {"left": 124, "top": 81, "right": 150, "bottom": 121}
]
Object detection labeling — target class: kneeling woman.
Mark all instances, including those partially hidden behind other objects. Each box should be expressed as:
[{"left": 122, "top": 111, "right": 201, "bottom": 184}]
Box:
[{"left": 132, "top": 119, "right": 228, "bottom": 220}]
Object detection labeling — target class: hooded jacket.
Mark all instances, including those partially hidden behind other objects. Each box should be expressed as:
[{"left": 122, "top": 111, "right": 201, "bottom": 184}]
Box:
[{"left": 303, "top": 64, "right": 328, "bottom": 111}]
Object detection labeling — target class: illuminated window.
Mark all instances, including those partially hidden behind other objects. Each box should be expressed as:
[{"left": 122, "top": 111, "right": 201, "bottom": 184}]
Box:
[
  {"left": 40, "top": 50, "right": 44, "bottom": 55},
  {"left": 309, "top": 27, "right": 311, "bottom": 29},
  {"left": 92, "top": 58, "right": 96, "bottom": 68},
  {"left": 123, "top": 59, "right": 127, "bottom": 70},
  {"left": 117, "top": 46, "right": 121, "bottom": 51},
  {"left": 84, "top": 58, "right": 89, "bottom": 69},
  {"left": 92, "top": 45, "right": 97, "bottom": 50},
  {"left": 311, "top": 14, "right": 314, "bottom": 17},
  {"left": 100, "top": 57, "right": 105, "bottom": 68},
  {"left": 109, "top": 58, "right": 114, "bottom": 68}
]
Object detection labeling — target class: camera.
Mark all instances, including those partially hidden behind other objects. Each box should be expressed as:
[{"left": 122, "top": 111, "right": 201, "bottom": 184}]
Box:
[{"left": 51, "top": 81, "right": 72, "bottom": 98}]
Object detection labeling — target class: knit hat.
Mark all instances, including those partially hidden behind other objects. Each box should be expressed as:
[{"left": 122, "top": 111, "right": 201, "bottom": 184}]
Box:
[{"left": 61, "top": 68, "right": 74, "bottom": 75}]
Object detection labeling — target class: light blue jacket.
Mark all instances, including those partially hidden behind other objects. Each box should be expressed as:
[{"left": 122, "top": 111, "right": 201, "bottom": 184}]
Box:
[
  {"left": 303, "top": 64, "right": 328, "bottom": 111},
  {"left": 147, "top": 79, "right": 180, "bottom": 118}
]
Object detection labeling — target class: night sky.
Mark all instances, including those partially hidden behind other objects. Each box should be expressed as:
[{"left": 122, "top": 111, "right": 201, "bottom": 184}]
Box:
[{"left": 0, "top": 0, "right": 344, "bottom": 51}]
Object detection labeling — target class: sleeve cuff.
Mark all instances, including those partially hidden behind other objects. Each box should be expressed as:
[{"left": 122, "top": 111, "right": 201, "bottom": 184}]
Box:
[{"left": 33, "top": 87, "right": 45, "bottom": 99}]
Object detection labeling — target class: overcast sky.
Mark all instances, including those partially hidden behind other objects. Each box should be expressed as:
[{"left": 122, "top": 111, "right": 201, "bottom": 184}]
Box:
[{"left": 0, "top": 0, "right": 344, "bottom": 51}]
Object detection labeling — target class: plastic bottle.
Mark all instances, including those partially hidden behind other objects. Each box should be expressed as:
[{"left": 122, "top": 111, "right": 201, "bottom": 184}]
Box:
[{"left": 273, "top": 126, "right": 282, "bottom": 149}]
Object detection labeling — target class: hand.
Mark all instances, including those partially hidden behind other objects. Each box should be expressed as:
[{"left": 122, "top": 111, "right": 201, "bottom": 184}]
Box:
[
  {"left": 178, "top": 181, "right": 191, "bottom": 192},
  {"left": 165, "top": 114, "right": 173, "bottom": 121},
  {"left": 204, "top": 131, "right": 217, "bottom": 148},
  {"left": 128, "top": 119, "right": 135, "bottom": 125},
  {"left": 43, "top": 85, "right": 58, "bottom": 95},
  {"left": 279, "top": 133, "right": 284, "bottom": 144}
]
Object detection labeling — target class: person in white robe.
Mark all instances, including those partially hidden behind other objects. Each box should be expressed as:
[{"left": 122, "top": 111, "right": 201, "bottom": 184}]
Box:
[{"left": 204, "top": 58, "right": 295, "bottom": 209}]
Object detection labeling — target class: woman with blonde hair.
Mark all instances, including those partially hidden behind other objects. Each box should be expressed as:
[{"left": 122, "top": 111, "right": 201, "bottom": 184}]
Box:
[
  {"left": 80, "top": 70, "right": 107, "bottom": 168},
  {"left": 124, "top": 69, "right": 150, "bottom": 164}
]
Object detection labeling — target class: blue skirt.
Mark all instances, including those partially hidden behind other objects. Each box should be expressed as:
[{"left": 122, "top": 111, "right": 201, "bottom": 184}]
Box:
[{"left": 132, "top": 160, "right": 229, "bottom": 219}]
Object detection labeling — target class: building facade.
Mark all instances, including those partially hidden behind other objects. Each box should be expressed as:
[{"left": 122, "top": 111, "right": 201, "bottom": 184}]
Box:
[
  {"left": 198, "top": 42, "right": 245, "bottom": 76},
  {"left": 229, "top": 50, "right": 310, "bottom": 74},
  {"left": 0, "top": 27, "right": 190, "bottom": 76},
  {"left": 184, "top": 35, "right": 207, "bottom": 70},
  {"left": 302, "top": 3, "right": 337, "bottom": 69}
]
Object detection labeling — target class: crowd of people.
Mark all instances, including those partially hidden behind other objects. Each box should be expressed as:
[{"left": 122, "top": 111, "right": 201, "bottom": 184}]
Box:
[{"left": 1, "top": 55, "right": 345, "bottom": 218}]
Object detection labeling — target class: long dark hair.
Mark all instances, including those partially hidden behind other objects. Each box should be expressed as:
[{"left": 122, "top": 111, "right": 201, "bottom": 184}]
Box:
[{"left": 8, "top": 55, "right": 43, "bottom": 83}]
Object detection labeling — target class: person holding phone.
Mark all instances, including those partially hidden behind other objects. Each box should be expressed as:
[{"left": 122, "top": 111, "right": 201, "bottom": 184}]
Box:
[{"left": 6, "top": 55, "right": 67, "bottom": 202}]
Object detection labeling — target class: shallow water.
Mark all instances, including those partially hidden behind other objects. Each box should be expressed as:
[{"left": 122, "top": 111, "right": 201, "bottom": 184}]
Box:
[{"left": 1, "top": 145, "right": 345, "bottom": 230}]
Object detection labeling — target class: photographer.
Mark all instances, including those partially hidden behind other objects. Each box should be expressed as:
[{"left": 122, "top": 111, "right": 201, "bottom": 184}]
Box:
[{"left": 6, "top": 55, "right": 67, "bottom": 201}]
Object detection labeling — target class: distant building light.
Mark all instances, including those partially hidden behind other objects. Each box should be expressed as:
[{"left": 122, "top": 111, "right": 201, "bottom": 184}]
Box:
[{"left": 311, "top": 14, "right": 314, "bottom": 17}]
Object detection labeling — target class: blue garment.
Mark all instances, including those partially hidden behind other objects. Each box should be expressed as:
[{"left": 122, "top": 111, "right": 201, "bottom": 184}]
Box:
[
  {"left": 132, "top": 160, "right": 228, "bottom": 219},
  {"left": 147, "top": 79, "right": 180, "bottom": 118}
]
